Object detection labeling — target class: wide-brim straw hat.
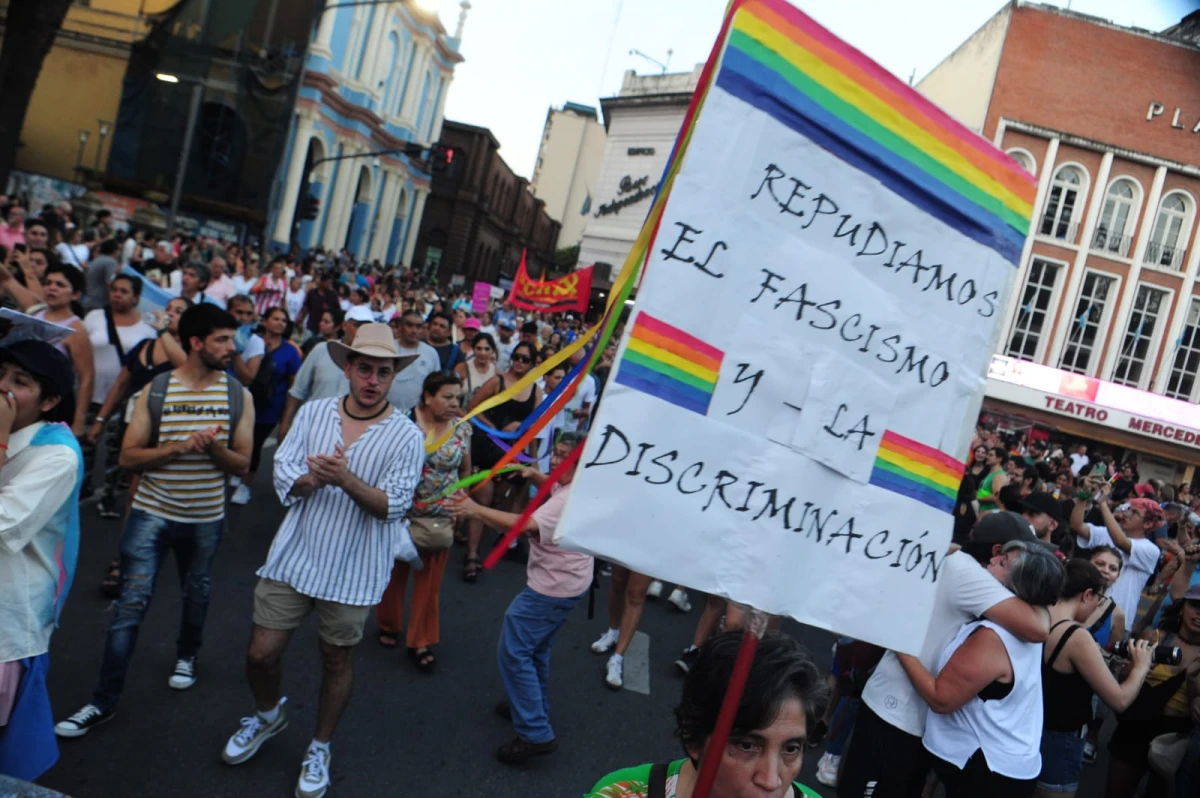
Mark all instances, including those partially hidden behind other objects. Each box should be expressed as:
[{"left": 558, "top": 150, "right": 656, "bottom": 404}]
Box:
[{"left": 328, "top": 322, "right": 402, "bottom": 369}]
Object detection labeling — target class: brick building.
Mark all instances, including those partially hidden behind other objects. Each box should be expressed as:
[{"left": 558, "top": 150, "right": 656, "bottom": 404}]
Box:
[
  {"left": 411, "top": 120, "right": 561, "bottom": 286},
  {"left": 919, "top": 2, "right": 1200, "bottom": 476}
]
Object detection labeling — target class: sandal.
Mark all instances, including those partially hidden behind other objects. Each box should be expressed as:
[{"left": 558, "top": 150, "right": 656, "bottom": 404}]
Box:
[
  {"left": 463, "top": 555, "right": 481, "bottom": 583},
  {"left": 101, "top": 559, "right": 120, "bottom": 598},
  {"left": 410, "top": 647, "right": 436, "bottom": 672},
  {"left": 377, "top": 630, "right": 399, "bottom": 648}
]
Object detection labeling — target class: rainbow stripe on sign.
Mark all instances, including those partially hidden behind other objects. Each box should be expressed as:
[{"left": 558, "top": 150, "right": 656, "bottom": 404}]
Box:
[
  {"left": 717, "top": 0, "right": 1038, "bottom": 264},
  {"left": 869, "top": 431, "right": 964, "bottom": 514},
  {"left": 615, "top": 313, "right": 724, "bottom": 415}
]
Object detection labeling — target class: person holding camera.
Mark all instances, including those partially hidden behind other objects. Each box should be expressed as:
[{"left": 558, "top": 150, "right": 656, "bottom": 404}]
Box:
[
  {"left": 1036, "top": 559, "right": 1153, "bottom": 797},
  {"left": 1104, "top": 583, "right": 1200, "bottom": 798}
]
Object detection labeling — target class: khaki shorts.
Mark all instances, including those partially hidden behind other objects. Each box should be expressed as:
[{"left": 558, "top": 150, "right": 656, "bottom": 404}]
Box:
[{"left": 252, "top": 578, "right": 371, "bottom": 647}]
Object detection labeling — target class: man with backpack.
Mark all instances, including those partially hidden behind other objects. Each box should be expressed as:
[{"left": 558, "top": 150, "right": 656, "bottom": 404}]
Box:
[{"left": 55, "top": 304, "right": 255, "bottom": 738}]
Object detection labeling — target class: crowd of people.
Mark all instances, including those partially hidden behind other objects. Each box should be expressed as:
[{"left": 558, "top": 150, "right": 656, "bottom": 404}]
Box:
[{"left": 0, "top": 193, "right": 1198, "bottom": 798}]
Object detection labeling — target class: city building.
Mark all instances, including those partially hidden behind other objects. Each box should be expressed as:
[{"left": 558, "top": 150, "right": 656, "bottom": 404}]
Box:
[
  {"left": 411, "top": 120, "right": 561, "bottom": 286},
  {"left": 529, "top": 102, "right": 607, "bottom": 248},
  {"left": 918, "top": 1, "right": 1200, "bottom": 479},
  {"left": 6, "top": 1, "right": 170, "bottom": 182},
  {"left": 577, "top": 66, "right": 702, "bottom": 290},
  {"left": 268, "top": 1, "right": 468, "bottom": 260}
]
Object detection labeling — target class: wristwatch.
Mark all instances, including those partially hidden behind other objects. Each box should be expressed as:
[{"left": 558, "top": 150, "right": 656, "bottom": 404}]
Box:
[{"left": 95, "top": 416, "right": 106, "bottom": 424}]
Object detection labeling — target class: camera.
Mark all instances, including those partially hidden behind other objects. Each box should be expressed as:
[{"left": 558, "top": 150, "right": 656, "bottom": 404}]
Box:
[{"left": 1107, "top": 640, "right": 1182, "bottom": 666}]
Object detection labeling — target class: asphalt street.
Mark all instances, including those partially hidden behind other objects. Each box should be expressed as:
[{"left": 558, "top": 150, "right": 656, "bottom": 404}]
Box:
[{"left": 39, "top": 456, "right": 1116, "bottom": 798}]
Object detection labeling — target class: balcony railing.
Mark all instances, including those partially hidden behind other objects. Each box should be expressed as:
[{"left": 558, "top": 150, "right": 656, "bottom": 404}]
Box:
[
  {"left": 1144, "top": 241, "right": 1187, "bottom": 271},
  {"left": 1039, "top": 215, "right": 1080, "bottom": 244},
  {"left": 1091, "top": 228, "right": 1132, "bottom": 258}
]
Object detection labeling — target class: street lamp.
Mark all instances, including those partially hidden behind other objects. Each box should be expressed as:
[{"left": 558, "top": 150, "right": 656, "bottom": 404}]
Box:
[
  {"left": 156, "top": 72, "right": 206, "bottom": 236},
  {"left": 75, "top": 130, "right": 90, "bottom": 178},
  {"left": 93, "top": 120, "right": 112, "bottom": 173}
]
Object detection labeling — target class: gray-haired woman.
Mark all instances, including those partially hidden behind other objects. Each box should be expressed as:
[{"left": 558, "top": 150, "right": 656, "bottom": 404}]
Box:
[{"left": 897, "top": 542, "right": 1065, "bottom": 797}]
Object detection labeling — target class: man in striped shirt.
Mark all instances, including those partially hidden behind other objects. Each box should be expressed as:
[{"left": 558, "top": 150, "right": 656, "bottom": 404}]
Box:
[
  {"left": 56, "top": 304, "right": 254, "bottom": 739},
  {"left": 220, "top": 323, "right": 423, "bottom": 798}
]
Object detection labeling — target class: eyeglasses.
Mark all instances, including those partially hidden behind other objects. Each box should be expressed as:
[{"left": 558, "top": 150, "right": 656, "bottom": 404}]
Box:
[
  {"left": 353, "top": 363, "right": 395, "bottom": 380},
  {"left": 510, "top": 354, "right": 532, "bottom": 364}
]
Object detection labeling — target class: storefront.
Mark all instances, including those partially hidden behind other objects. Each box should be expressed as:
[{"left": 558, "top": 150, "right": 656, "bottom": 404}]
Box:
[{"left": 983, "top": 354, "right": 1200, "bottom": 484}]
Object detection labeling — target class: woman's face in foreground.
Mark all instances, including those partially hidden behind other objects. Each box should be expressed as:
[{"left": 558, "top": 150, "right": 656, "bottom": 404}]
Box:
[{"left": 695, "top": 695, "right": 807, "bottom": 798}]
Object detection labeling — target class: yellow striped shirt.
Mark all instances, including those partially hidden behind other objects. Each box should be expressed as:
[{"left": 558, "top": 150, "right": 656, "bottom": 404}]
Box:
[{"left": 132, "top": 373, "right": 230, "bottom": 523}]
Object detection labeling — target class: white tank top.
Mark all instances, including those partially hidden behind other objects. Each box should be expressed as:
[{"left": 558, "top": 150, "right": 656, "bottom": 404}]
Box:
[{"left": 923, "top": 619, "right": 1044, "bottom": 780}]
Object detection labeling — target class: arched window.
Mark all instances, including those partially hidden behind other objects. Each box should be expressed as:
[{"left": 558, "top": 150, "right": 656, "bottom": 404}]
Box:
[
  {"left": 1145, "top": 193, "right": 1191, "bottom": 271},
  {"left": 1040, "top": 165, "right": 1084, "bottom": 242},
  {"left": 1092, "top": 179, "right": 1138, "bottom": 257},
  {"left": 1006, "top": 148, "right": 1035, "bottom": 175}
]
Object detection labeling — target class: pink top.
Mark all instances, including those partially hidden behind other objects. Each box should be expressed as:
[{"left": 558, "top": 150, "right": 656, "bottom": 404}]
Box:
[
  {"left": 527, "top": 484, "right": 593, "bottom": 598},
  {"left": 0, "top": 225, "right": 24, "bottom": 252}
]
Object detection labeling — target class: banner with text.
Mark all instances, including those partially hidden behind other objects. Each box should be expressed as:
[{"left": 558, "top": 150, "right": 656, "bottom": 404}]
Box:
[
  {"left": 507, "top": 256, "right": 593, "bottom": 314},
  {"left": 554, "top": 0, "right": 1037, "bottom": 654}
]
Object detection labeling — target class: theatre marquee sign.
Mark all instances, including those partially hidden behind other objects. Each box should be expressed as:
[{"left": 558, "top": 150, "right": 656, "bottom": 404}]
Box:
[{"left": 986, "top": 355, "right": 1200, "bottom": 449}]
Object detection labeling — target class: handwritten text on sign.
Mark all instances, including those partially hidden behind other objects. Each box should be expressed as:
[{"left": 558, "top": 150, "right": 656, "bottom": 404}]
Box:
[{"left": 554, "top": 2, "right": 1030, "bottom": 656}]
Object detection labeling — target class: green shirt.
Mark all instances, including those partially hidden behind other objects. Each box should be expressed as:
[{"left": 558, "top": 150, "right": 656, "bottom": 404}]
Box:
[{"left": 585, "top": 760, "right": 822, "bottom": 797}]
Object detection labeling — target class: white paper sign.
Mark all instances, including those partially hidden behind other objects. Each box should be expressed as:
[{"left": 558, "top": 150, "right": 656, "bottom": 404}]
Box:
[{"left": 554, "top": 3, "right": 1034, "bottom": 654}]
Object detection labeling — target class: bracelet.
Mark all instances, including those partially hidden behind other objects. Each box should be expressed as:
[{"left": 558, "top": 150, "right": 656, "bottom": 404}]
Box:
[
  {"left": 95, "top": 416, "right": 106, "bottom": 424},
  {"left": 0, "top": 443, "right": 8, "bottom": 450}
]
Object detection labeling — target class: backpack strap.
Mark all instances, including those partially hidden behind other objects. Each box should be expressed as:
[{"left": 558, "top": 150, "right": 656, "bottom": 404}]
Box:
[
  {"left": 146, "top": 371, "right": 173, "bottom": 448},
  {"left": 647, "top": 763, "right": 668, "bottom": 798},
  {"left": 104, "top": 306, "right": 127, "bottom": 360},
  {"left": 1088, "top": 598, "right": 1116, "bottom": 634},
  {"left": 225, "top": 374, "right": 243, "bottom": 446}
]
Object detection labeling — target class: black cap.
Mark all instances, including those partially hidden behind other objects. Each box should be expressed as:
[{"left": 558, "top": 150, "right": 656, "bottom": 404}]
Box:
[
  {"left": 0, "top": 339, "right": 75, "bottom": 399},
  {"left": 972, "top": 511, "right": 1038, "bottom": 547},
  {"left": 1022, "top": 491, "right": 1062, "bottom": 524},
  {"left": 521, "top": 321, "right": 539, "bottom": 334}
]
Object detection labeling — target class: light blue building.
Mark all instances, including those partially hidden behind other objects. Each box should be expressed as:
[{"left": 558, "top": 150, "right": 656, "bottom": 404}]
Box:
[{"left": 268, "top": 0, "right": 467, "bottom": 261}]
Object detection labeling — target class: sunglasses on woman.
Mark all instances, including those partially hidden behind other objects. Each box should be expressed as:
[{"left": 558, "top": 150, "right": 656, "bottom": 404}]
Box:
[{"left": 511, "top": 354, "right": 532, "bottom": 364}]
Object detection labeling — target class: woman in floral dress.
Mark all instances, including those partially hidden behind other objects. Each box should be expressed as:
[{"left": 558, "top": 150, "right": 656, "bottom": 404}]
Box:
[{"left": 375, "top": 371, "right": 471, "bottom": 671}]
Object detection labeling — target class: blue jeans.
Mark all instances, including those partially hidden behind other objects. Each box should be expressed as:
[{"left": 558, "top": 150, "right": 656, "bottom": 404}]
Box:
[
  {"left": 1037, "top": 728, "right": 1087, "bottom": 792},
  {"left": 92, "top": 508, "right": 224, "bottom": 710},
  {"left": 496, "top": 587, "right": 584, "bottom": 744},
  {"left": 827, "top": 697, "right": 860, "bottom": 756}
]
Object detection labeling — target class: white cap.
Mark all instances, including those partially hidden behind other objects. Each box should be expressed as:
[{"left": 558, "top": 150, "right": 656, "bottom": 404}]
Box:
[{"left": 345, "top": 305, "right": 376, "bottom": 323}]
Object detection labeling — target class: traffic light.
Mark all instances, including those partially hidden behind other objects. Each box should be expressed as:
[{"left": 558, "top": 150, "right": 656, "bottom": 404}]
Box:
[
  {"left": 299, "top": 193, "right": 320, "bottom": 220},
  {"left": 431, "top": 144, "right": 455, "bottom": 173}
]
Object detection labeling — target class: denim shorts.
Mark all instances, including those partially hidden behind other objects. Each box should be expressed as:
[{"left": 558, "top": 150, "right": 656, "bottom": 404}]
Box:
[{"left": 1037, "top": 728, "right": 1086, "bottom": 792}]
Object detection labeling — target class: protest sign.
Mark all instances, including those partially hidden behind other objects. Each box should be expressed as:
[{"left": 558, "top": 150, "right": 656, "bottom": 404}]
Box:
[
  {"left": 471, "top": 281, "right": 493, "bottom": 314},
  {"left": 507, "top": 255, "right": 593, "bottom": 314},
  {"left": 0, "top": 309, "right": 75, "bottom": 348},
  {"left": 555, "top": 0, "right": 1037, "bottom": 654}
]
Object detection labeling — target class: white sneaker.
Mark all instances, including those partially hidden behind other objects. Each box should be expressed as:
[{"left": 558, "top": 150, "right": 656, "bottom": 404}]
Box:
[
  {"left": 296, "top": 743, "right": 331, "bottom": 798},
  {"left": 221, "top": 698, "right": 289, "bottom": 765},
  {"left": 230, "top": 475, "right": 242, "bottom": 488},
  {"left": 590, "top": 628, "right": 619, "bottom": 654},
  {"left": 605, "top": 654, "right": 624, "bottom": 690},
  {"left": 168, "top": 658, "right": 196, "bottom": 690},
  {"left": 816, "top": 752, "right": 840, "bottom": 787},
  {"left": 667, "top": 588, "right": 693, "bottom": 612},
  {"left": 646, "top": 580, "right": 664, "bottom": 599},
  {"left": 231, "top": 484, "right": 251, "bottom": 505}
]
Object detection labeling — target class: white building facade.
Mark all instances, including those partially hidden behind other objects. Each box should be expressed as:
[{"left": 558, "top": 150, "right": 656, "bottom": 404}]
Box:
[
  {"left": 577, "top": 66, "right": 701, "bottom": 286},
  {"left": 530, "top": 102, "right": 607, "bottom": 248},
  {"left": 268, "top": 1, "right": 467, "bottom": 261}
]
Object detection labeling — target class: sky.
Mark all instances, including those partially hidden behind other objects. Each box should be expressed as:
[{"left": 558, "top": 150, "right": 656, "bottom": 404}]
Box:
[{"left": 430, "top": 0, "right": 1195, "bottom": 181}]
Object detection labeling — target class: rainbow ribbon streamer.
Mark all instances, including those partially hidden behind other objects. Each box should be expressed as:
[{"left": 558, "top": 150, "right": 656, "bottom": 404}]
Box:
[
  {"left": 425, "top": 0, "right": 733, "bottom": 494},
  {"left": 413, "top": 465, "right": 523, "bottom": 509}
]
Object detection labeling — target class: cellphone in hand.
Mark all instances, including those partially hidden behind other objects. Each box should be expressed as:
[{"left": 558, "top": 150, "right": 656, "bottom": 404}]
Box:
[{"left": 13, "top": 243, "right": 26, "bottom": 253}]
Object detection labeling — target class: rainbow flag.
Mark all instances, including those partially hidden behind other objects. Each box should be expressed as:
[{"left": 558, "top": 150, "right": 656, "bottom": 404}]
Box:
[
  {"left": 870, "top": 430, "right": 964, "bottom": 514},
  {"left": 717, "top": 0, "right": 1037, "bottom": 264},
  {"left": 615, "top": 313, "right": 724, "bottom": 415}
]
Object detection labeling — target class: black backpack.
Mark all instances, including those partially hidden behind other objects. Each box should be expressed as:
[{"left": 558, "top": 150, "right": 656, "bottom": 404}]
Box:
[{"left": 248, "top": 345, "right": 278, "bottom": 412}]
